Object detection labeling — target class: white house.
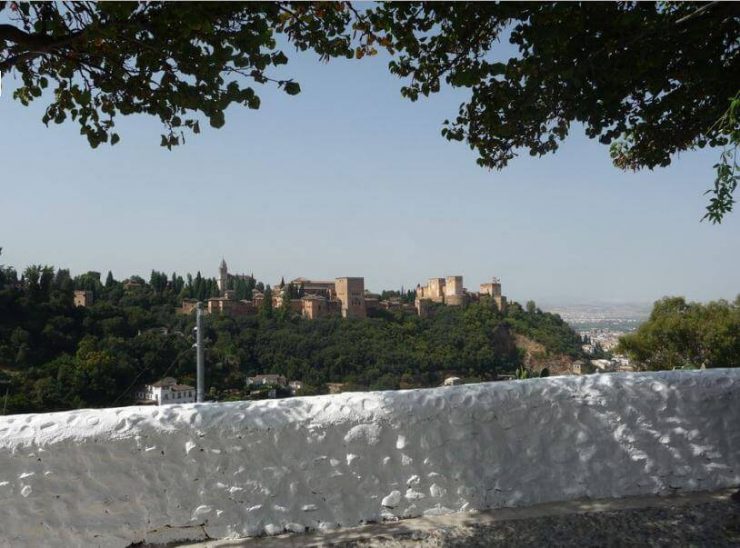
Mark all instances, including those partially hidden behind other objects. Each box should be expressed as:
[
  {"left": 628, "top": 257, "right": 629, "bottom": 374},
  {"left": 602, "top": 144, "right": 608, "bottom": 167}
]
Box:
[
  {"left": 591, "top": 359, "right": 620, "bottom": 373},
  {"left": 135, "top": 377, "right": 196, "bottom": 405},
  {"left": 246, "top": 374, "right": 287, "bottom": 387}
]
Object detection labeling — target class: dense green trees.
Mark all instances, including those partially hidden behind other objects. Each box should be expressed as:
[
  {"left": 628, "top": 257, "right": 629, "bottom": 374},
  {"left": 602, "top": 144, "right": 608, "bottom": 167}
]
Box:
[
  {"left": 0, "top": 262, "right": 587, "bottom": 415},
  {"left": 0, "top": 265, "right": 193, "bottom": 413},
  {"left": 232, "top": 276, "right": 256, "bottom": 300},
  {"left": 233, "top": 303, "right": 523, "bottom": 392},
  {"left": 617, "top": 296, "right": 739, "bottom": 370},
  {"left": 260, "top": 285, "right": 273, "bottom": 320},
  {"left": 179, "top": 271, "right": 220, "bottom": 301}
]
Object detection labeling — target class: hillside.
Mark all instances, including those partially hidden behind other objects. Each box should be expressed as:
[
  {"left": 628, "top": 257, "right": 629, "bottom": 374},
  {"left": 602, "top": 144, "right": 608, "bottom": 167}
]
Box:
[{"left": 0, "top": 266, "right": 584, "bottom": 414}]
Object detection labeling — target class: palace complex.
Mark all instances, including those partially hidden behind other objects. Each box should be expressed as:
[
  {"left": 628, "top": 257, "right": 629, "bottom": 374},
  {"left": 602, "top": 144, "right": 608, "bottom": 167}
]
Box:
[{"left": 180, "top": 260, "right": 507, "bottom": 320}]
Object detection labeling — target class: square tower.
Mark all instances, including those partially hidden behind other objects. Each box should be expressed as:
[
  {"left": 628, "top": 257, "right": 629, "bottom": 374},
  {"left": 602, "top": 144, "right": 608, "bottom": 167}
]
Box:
[
  {"left": 480, "top": 277, "right": 502, "bottom": 297},
  {"left": 335, "top": 277, "right": 366, "bottom": 318},
  {"left": 427, "top": 278, "right": 446, "bottom": 301},
  {"left": 73, "top": 290, "right": 94, "bottom": 307},
  {"left": 445, "top": 276, "right": 463, "bottom": 297}
]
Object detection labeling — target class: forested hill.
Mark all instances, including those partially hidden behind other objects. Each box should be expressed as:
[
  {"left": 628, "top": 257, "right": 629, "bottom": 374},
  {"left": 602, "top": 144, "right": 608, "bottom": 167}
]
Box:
[{"left": 0, "top": 266, "right": 583, "bottom": 415}]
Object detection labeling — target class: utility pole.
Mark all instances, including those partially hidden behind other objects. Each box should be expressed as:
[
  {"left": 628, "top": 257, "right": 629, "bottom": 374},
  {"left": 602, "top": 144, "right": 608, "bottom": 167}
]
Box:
[
  {"left": 196, "top": 302, "right": 205, "bottom": 402},
  {"left": 1, "top": 380, "right": 9, "bottom": 415}
]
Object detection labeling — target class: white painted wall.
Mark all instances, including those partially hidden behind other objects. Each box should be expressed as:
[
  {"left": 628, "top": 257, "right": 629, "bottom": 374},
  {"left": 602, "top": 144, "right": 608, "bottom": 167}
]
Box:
[{"left": 0, "top": 369, "right": 738, "bottom": 547}]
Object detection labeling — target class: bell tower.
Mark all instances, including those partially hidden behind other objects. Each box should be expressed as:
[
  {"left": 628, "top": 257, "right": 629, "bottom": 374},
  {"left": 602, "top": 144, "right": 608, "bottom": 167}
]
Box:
[{"left": 218, "top": 258, "right": 228, "bottom": 296}]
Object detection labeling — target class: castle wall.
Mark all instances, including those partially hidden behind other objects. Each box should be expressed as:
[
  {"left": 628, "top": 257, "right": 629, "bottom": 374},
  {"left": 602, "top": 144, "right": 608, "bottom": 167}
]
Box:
[
  {"left": 207, "top": 298, "right": 255, "bottom": 317},
  {"left": 292, "top": 279, "right": 336, "bottom": 300},
  {"left": 1, "top": 370, "right": 738, "bottom": 547},
  {"left": 444, "top": 294, "right": 466, "bottom": 307}
]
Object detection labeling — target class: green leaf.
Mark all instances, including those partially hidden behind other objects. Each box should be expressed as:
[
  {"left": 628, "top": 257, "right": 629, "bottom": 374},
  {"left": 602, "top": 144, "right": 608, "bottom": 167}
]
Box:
[
  {"left": 284, "top": 82, "right": 301, "bottom": 96},
  {"left": 209, "top": 111, "right": 225, "bottom": 128},
  {"left": 272, "top": 51, "right": 288, "bottom": 66}
]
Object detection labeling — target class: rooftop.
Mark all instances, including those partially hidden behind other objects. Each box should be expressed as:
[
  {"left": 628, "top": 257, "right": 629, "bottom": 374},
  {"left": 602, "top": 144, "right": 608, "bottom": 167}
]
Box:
[{"left": 149, "top": 377, "right": 193, "bottom": 391}]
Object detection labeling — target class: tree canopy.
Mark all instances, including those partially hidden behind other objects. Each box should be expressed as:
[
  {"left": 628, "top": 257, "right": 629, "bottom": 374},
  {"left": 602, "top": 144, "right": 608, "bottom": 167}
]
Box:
[
  {"left": 616, "top": 296, "right": 739, "bottom": 370},
  {"left": 2, "top": 2, "right": 738, "bottom": 219}
]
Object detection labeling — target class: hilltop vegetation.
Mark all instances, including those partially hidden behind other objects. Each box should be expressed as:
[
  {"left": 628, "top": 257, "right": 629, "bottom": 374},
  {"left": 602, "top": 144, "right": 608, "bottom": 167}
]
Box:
[
  {"left": 0, "top": 264, "right": 583, "bottom": 415},
  {"left": 617, "top": 296, "right": 739, "bottom": 370}
]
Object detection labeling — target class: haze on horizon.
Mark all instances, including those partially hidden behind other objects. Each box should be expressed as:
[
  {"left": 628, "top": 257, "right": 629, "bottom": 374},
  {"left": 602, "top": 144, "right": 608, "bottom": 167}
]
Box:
[{"left": 1, "top": 42, "right": 738, "bottom": 307}]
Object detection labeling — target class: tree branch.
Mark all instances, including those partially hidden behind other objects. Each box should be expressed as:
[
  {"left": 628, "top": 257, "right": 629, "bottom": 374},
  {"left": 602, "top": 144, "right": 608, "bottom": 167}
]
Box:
[
  {"left": 0, "top": 50, "right": 40, "bottom": 72},
  {"left": 0, "top": 23, "right": 81, "bottom": 48},
  {"left": 0, "top": 22, "right": 85, "bottom": 71}
]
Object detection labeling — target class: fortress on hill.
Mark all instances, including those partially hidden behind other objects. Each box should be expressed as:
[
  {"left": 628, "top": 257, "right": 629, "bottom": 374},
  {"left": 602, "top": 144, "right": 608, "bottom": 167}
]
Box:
[
  {"left": 181, "top": 260, "right": 507, "bottom": 320},
  {"left": 415, "top": 275, "right": 507, "bottom": 316}
]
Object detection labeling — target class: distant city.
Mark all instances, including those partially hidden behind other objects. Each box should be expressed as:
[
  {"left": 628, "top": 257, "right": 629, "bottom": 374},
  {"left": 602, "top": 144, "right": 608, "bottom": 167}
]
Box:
[{"left": 542, "top": 302, "right": 652, "bottom": 352}]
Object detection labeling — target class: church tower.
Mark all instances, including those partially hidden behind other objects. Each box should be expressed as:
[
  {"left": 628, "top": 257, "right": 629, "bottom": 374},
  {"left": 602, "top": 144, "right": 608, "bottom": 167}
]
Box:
[{"left": 218, "top": 258, "right": 228, "bottom": 296}]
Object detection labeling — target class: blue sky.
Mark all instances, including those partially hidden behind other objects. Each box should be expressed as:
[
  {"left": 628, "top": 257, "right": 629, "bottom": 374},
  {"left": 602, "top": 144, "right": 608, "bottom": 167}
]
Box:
[{"left": 1, "top": 41, "right": 738, "bottom": 305}]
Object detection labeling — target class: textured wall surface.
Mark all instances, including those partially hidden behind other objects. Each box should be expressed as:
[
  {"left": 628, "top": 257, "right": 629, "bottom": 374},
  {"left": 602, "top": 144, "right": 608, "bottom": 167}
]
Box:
[{"left": 1, "top": 369, "right": 739, "bottom": 547}]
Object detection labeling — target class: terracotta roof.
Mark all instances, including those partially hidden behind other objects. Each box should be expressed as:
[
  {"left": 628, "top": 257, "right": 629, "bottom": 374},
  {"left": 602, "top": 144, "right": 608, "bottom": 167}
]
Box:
[
  {"left": 151, "top": 377, "right": 177, "bottom": 387},
  {"left": 292, "top": 278, "right": 335, "bottom": 285},
  {"left": 302, "top": 294, "right": 327, "bottom": 301},
  {"left": 149, "top": 377, "right": 193, "bottom": 390}
]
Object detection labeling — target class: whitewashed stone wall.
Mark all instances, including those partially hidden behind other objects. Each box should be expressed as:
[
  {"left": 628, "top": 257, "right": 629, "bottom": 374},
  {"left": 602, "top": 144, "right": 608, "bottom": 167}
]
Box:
[{"left": 1, "top": 369, "right": 738, "bottom": 547}]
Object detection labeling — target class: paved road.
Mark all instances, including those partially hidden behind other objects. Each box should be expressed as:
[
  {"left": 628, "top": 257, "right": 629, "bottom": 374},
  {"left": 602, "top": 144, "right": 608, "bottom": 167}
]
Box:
[{"left": 179, "top": 489, "right": 740, "bottom": 547}]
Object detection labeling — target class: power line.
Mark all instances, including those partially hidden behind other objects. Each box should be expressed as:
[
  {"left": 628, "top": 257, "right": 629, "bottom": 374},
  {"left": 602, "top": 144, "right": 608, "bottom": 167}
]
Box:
[
  {"left": 111, "top": 345, "right": 194, "bottom": 407},
  {"left": 675, "top": 2, "right": 720, "bottom": 25}
]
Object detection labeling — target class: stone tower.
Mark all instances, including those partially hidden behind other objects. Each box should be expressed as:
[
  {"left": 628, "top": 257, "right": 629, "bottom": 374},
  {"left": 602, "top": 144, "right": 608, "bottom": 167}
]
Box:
[
  {"left": 444, "top": 275, "right": 464, "bottom": 306},
  {"left": 335, "top": 277, "right": 367, "bottom": 318},
  {"left": 480, "top": 277, "right": 502, "bottom": 298},
  {"left": 445, "top": 276, "right": 463, "bottom": 297},
  {"left": 480, "top": 277, "right": 506, "bottom": 312},
  {"left": 218, "top": 258, "right": 228, "bottom": 296}
]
